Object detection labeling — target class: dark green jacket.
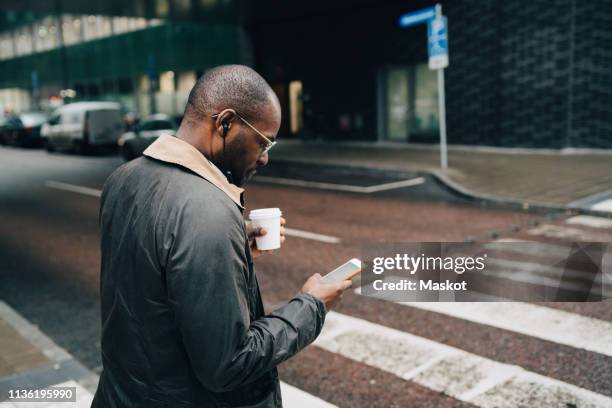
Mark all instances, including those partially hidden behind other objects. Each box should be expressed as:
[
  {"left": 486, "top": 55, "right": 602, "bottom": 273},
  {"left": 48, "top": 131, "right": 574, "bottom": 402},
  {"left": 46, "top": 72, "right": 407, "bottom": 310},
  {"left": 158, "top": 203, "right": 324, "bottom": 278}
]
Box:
[{"left": 92, "top": 135, "right": 326, "bottom": 407}]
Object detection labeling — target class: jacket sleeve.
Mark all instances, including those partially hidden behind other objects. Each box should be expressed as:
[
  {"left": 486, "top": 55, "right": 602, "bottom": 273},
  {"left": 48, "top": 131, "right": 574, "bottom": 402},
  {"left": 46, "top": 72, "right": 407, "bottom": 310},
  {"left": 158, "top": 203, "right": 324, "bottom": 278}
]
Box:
[{"left": 163, "top": 198, "right": 326, "bottom": 393}]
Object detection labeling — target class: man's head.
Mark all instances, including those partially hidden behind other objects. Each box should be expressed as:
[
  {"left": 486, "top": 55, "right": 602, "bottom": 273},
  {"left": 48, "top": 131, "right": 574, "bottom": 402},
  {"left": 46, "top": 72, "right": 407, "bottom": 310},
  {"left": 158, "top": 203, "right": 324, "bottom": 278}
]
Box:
[{"left": 178, "top": 65, "right": 281, "bottom": 187}]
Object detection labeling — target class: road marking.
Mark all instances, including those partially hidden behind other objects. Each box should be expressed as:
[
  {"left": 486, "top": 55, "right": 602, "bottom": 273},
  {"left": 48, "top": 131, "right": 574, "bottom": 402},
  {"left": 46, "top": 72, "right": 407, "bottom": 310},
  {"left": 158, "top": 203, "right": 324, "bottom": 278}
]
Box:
[
  {"left": 565, "top": 215, "right": 612, "bottom": 229},
  {"left": 52, "top": 379, "right": 94, "bottom": 408},
  {"left": 280, "top": 382, "right": 338, "bottom": 408},
  {"left": 315, "top": 312, "right": 612, "bottom": 408},
  {"left": 254, "top": 176, "right": 426, "bottom": 194},
  {"left": 45, "top": 180, "right": 341, "bottom": 245},
  {"left": 354, "top": 283, "right": 612, "bottom": 355},
  {"left": 592, "top": 198, "right": 612, "bottom": 212},
  {"left": 527, "top": 224, "right": 612, "bottom": 241},
  {"left": 477, "top": 257, "right": 610, "bottom": 292},
  {"left": 485, "top": 239, "right": 612, "bottom": 271},
  {"left": 285, "top": 227, "right": 341, "bottom": 244},
  {"left": 45, "top": 180, "right": 102, "bottom": 197},
  {"left": 401, "top": 302, "right": 612, "bottom": 357}
]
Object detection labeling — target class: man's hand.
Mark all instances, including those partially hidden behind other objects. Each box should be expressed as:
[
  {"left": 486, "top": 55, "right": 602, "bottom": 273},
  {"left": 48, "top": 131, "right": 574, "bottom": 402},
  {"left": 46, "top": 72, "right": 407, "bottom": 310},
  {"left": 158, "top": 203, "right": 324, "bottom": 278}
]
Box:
[
  {"left": 248, "top": 217, "right": 286, "bottom": 258},
  {"left": 301, "top": 274, "right": 352, "bottom": 311}
]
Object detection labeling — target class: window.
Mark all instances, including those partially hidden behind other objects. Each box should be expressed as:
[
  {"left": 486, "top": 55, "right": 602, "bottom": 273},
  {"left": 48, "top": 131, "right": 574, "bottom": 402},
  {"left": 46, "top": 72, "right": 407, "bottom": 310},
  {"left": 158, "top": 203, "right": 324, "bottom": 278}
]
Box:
[
  {"left": 61, "top": 112, "right": 80, "bottom": 124},
  {"left": 62, "top": 15, "right": 83, "bottom": 45},
  {"left": 0, "top": 34, "right": 14, "bottom": 60},
  {"left": 289, "top": 81, "right": 303, "bottom": 134},
  {"left": 15, "top": 27, "right": 33, "bottom": 56},
  {"left": 34, "top": 17, "right": 59, "bottom": 52},
  {"left": 47, "top": 114, "right": 61, "bottom": 126},
  {"left": 98, "top": 17, "right": 113, "bottom": 38},
  {"left": 1, "top": 14, "right": 162, "bottom": 59},
  {"left": 379, "top": 63, "right": 439, "bottom": 142},
  {"left": 159, "top": 71, "right": 175, "bottom": 93},
  {"left": 112, "top": 17, "right": 130, "bottom": 34},
  {"left": 83, "top": 15, "right": 98, "bottom": 40}
]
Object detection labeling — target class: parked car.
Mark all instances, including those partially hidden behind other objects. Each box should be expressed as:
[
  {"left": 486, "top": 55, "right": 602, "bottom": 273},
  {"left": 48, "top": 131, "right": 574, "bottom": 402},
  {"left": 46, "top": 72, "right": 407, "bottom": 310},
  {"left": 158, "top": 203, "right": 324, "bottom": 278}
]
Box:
[
  {"left": 2, "top": 112, "right": 47, "bottom": 147},
  {"left": 0, "top": 115, "right": 8, "bottom": 145},
  {"left": 41, "top": 102, "right": 123, "bottom": 154},
  {"left": 118, "top": 114, "right": 177, "bottom": 161}
]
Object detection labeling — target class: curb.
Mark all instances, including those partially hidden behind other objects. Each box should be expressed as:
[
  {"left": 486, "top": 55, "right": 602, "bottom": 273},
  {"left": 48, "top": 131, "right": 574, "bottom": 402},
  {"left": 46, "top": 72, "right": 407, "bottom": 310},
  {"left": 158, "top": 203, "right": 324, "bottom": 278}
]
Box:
[
  {"left": 0, "top": 301, "right": 99, "bottom": 401},
  {"left": 269, "top": 159, "right": 612, "bottom": 218},
  {"left": 428, "top": 169, "right": 612, "bottom": 218}
]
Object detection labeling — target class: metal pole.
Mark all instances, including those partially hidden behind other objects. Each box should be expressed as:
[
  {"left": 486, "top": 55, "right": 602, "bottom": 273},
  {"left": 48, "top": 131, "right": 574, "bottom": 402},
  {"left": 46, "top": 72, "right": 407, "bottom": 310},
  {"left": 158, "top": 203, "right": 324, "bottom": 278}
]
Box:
[
  {"left": 56, "top": 0, "right": 68, "bottom": 92},
  {"left": 566, "top": 0, "right": 576, "bottom": 148},
  {"left": 435, "top": 4, "right": 448, "bottom": 172},
  {"left": 438, "top": 68, "right": 447, "bottom": 171}
]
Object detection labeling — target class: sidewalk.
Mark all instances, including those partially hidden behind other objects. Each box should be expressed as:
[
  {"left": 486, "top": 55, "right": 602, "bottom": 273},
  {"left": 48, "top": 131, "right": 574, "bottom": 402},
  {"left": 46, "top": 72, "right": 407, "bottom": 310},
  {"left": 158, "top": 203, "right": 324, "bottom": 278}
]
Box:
[
  {"left": 0, "top": 302, "right": 98, "bottom": 408},
  {"left": 271, "top": 141, "right": 612, "bottom": 208}
]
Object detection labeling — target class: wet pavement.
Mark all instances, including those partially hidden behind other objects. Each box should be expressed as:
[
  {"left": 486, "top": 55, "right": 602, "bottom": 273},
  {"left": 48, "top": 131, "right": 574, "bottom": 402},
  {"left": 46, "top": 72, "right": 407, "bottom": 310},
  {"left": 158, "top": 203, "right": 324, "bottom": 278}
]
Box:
[{"left": 1, "top": 146, "right": 611, "bottom": 407}]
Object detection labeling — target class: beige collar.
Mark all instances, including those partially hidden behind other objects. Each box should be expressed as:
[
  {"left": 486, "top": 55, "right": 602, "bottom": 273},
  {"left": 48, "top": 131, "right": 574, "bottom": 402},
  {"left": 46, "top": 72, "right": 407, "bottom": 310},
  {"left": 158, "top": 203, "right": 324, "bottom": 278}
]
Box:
[{"left": 143, "top": 135, "right": 244, "bottom": 209}]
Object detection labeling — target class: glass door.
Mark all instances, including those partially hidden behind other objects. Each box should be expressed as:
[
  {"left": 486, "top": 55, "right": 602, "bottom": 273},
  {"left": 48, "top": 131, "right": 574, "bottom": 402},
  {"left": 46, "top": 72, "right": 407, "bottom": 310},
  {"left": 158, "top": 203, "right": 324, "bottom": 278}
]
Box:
[{"left": 380, "top": 64, "right": 439, "bottom": 142}]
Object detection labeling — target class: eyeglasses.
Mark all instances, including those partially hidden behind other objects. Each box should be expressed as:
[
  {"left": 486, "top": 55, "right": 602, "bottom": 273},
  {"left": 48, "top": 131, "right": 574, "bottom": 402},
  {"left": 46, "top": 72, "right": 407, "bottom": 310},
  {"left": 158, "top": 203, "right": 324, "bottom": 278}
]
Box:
[{"left": 212, "top": 111, "right": 277, "bottom": 155}]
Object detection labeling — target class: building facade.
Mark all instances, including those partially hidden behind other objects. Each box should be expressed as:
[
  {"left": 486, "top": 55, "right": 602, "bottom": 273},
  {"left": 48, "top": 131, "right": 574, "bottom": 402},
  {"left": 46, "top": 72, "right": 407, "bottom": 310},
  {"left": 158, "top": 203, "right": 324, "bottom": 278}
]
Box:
[
  {"left": 0, "top": 0, "right": 610, "bottom": 148},
  {"left": 0, "top": 13, "right": 249, "bottom": 117}
]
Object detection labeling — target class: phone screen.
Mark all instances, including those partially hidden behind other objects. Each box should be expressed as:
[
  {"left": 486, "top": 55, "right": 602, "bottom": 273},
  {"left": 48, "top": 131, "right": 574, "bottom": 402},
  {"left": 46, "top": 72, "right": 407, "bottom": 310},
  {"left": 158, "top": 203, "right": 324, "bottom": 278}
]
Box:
[{"left": 322, "top": 259, "right": 362, "bottom": 283}]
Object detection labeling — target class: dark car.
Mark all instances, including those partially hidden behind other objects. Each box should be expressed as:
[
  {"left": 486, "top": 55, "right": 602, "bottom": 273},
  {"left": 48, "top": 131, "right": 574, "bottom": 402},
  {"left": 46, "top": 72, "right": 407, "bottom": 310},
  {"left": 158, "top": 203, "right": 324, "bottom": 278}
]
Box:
[
  {"left": 117, "top": 114, "right": 176, "bottom": 160},
  {"left": 0, "top": 116, "right": 8, "bottom": 145},
  {"left": 2, "top": 112, "right": 48, "bottom": 147}
]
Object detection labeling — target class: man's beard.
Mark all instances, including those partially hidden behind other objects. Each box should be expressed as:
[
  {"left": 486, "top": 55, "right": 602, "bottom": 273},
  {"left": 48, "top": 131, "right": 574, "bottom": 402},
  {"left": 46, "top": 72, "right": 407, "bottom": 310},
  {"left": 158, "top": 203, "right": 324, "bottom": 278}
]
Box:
[{"left": 223, "top": 136, "right": 253, "bottom": 187}]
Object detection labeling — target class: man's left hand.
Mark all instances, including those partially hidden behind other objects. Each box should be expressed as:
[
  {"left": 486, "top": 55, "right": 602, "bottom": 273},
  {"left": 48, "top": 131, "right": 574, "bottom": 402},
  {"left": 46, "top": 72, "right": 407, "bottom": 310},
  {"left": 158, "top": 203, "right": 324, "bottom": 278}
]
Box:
[{"left": 248, "top": 217, "right": 286, "bottom": 258}]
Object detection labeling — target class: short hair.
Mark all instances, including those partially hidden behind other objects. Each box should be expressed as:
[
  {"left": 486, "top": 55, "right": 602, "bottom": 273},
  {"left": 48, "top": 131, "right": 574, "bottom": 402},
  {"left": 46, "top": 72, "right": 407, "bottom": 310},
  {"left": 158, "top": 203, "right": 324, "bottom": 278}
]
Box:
[{"left": 183, "top": 64, "right": 274, "bottom": 125}]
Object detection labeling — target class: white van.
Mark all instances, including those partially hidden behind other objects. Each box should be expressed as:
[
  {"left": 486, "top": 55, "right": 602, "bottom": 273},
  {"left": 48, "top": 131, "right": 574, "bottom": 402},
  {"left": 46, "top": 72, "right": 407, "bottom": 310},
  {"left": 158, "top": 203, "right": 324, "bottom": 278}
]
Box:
[{"left": 42, "top": 102, "right": 123, "bottom": 154}]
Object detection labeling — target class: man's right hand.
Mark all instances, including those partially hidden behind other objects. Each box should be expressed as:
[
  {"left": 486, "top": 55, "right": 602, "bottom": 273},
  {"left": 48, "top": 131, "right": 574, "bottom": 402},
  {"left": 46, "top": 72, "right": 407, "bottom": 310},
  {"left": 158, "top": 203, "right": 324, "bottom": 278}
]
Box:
[{"left": 301, "top": 273, "right": 352, "bottom": 311}]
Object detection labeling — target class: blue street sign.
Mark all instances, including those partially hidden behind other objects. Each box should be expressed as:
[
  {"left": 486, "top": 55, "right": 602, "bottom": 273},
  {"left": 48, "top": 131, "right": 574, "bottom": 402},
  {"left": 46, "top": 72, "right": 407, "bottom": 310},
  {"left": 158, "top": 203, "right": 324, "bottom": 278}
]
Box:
[
  {"left": 147, "top": 54, "right": 157, "bottom": 80},
  {"left": 399, "top": 7, "right": 435, "bottom": 27},
  {"left": 30, "top": 70, "right": 39, "bottom": 91},
  {"left": 427, "top": 16, "right": 449, "bottom": 69}
]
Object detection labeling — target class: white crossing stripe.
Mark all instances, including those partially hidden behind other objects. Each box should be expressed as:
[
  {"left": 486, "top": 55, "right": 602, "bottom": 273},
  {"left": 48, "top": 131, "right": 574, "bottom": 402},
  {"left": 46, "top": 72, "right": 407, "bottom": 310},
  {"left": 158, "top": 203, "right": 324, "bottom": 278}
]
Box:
[
  {"left": 527, "top": 224, "right": 612, "bottom": 241},
  {"left": 476, "top": 257, "right": 610, "bottom": 292},
  {"left": 280, "top": 382, "right": 338, "bottom": 408},
  {"left": 403, "top": 302, "right": 612, "bottom": 357},
  {"left": 45, "top": 180, "right": 102, "bottom": 197},
  {"left": 315, "top": 312, "right": 612, "bottom": 408},
  {"left": 254, "top": 176, "right": 426, "bottom": 194},
  {"left": 46, "top": 180, "right": 341, "bottom": 245},
  {"left": 565, "top": 215, "right": 612, "bottom": 229},
  {"left": 285, "top": 227, "right": 341, "bottom": 244},
  {"left": 486, "top": 239, "right": 612, "bottom": 265},
  {"left": 591, "top": 198, "right": 612, "bottom": 212}
]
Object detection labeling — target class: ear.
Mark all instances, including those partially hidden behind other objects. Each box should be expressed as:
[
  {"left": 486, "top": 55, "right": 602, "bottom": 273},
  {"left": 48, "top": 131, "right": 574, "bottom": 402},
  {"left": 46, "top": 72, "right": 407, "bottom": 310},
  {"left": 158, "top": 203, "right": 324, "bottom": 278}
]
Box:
[{"left": 213, "top": 109, "right": 237, "bottom": 136}]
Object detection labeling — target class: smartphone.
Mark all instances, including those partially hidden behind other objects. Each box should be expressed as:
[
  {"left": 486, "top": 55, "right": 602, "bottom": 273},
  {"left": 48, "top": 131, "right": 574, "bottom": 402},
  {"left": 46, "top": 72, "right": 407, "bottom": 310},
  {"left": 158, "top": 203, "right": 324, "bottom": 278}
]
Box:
[{"left": 322, "top": 258, "right": 362, "bottom": 283}]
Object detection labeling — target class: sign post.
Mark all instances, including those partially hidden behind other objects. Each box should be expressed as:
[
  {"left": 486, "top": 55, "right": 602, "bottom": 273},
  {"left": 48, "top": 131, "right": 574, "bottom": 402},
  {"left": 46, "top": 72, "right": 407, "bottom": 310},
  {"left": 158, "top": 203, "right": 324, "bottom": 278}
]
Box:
[{"left": 399, "top": 3, "right": 449, "bottom": 172}]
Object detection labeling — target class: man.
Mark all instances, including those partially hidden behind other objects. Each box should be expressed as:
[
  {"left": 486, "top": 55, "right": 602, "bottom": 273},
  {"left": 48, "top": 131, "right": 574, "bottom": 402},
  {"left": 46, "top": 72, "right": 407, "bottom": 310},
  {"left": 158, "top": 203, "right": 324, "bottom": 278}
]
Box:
[{"left": 92, "top": 65, "right": 351, "bottom": 408}]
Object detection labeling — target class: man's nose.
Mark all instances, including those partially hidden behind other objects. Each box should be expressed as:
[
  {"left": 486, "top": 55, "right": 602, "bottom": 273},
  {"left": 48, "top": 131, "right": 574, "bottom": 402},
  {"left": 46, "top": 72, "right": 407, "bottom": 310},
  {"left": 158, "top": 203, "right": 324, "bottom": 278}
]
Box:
[{"left": 257, "top": 151, "right": 269, "bottom": 166}]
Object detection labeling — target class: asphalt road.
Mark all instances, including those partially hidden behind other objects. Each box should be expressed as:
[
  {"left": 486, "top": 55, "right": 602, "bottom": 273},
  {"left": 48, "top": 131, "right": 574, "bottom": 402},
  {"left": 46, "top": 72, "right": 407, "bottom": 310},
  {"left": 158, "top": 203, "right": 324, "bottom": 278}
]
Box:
[{"left": 1, "top": 146, "right": 611, "bottom": 408}]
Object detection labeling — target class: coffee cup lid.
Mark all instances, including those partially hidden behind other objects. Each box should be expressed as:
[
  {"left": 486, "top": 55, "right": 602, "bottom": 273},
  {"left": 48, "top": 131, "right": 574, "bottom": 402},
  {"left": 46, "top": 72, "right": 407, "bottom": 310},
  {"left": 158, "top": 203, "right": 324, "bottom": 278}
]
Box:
[{"left": 249, "top": 208, "right": 282, "bottom": 219}]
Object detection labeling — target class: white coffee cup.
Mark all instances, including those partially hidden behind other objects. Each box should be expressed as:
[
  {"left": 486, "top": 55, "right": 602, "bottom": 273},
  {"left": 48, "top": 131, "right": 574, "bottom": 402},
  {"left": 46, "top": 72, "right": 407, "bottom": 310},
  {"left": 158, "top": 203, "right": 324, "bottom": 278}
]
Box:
[{"left": 249, "top": 208, "right": 282, "bottom": 250}]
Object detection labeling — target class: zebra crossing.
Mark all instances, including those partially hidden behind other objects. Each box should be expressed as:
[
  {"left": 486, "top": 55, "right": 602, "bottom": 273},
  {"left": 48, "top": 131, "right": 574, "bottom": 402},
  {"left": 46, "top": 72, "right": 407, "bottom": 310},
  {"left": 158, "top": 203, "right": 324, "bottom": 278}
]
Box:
[
  {"left": 281, "top": 214, "right": 612, "bottom": 407},
  {"left": 313, "top": 311, "right": 611, "bottom": 408}
]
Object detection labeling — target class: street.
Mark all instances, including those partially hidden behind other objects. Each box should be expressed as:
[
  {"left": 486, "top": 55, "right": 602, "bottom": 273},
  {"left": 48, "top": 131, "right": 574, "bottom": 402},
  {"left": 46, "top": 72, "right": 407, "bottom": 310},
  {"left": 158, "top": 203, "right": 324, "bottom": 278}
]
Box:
[{"left": 1, "top": 146, "right": 611, "bottom": 408}]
